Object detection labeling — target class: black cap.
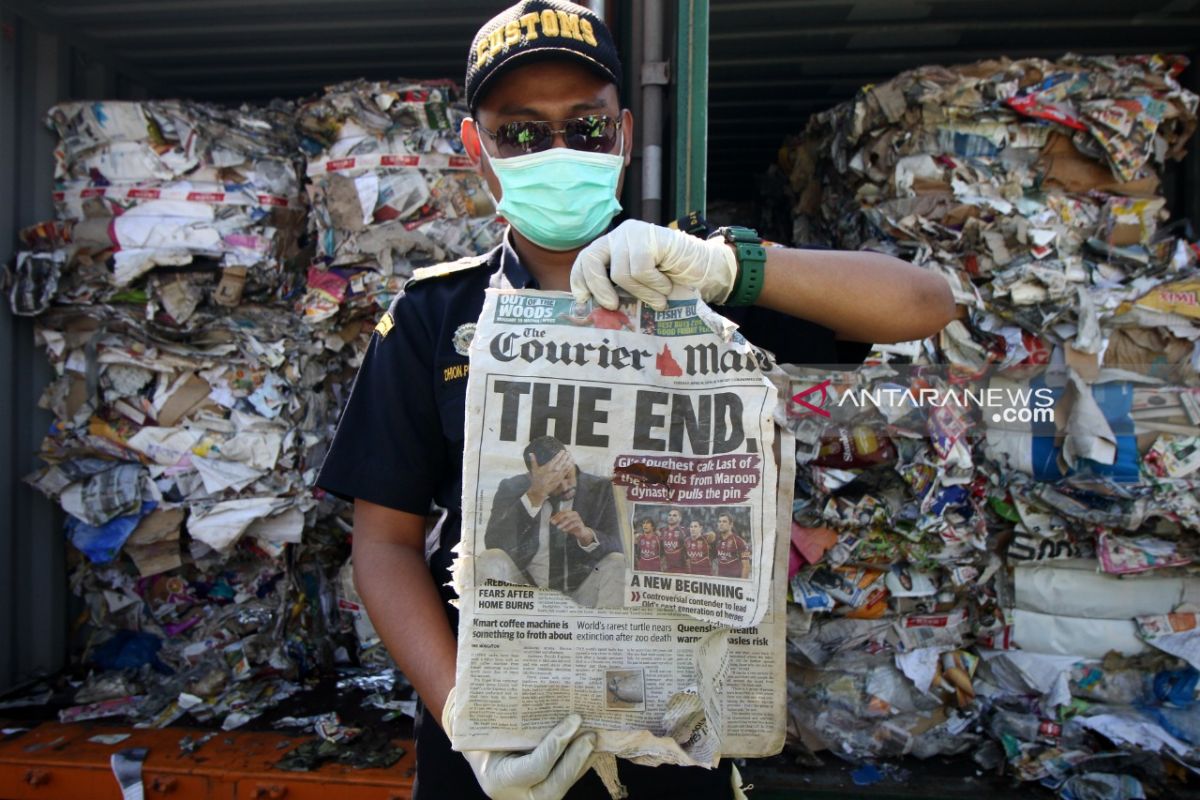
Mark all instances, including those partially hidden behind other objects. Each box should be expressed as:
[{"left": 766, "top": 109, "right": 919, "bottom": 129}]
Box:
[{"left": 465, "top": 1, "right": 622, "bottom": 112}]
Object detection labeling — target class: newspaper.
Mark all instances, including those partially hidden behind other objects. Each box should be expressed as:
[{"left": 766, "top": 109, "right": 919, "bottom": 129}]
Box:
[{"left": 450, "top": 288, "right": 790, "bottom": 768}]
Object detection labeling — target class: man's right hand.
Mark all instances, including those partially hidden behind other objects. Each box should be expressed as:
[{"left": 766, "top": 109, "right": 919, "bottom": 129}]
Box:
[
  {"left": 548, "top": 510, "right": 595, "bottom": 546},
  {"left": 442, "top": 688, "right": 595, "bottom": 800},
  {"left": 526, "top": 451, "right": 572, "bottom": 508}
]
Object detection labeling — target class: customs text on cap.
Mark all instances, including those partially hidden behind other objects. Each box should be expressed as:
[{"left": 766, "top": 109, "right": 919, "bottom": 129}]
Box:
[{"left": 465, "top": 1, "right": 622, "bottom": 112}]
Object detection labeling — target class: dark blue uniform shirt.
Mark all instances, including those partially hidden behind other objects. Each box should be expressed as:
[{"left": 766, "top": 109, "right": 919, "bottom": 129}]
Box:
[{"left": 316, "top": 233, "right": 868, "bottom": 799}]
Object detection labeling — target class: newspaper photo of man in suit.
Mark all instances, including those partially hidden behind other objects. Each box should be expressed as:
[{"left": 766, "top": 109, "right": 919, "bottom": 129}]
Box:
[{"left": 480, "top": 435, "right": 625, "bottom": 607}]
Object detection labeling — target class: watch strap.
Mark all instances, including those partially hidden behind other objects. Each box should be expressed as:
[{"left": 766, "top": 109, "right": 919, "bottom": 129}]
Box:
[{"left": 715, "top": 226, "right": 766, "bottom": 306}]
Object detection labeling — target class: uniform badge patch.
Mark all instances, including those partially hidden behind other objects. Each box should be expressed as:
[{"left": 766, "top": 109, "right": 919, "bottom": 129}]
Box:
[
  {"left": 452, "top": 322, "right": 476, "bottom": 356},
  {"left": 374, "top": 311, "right": 395, "bottom": 339}
]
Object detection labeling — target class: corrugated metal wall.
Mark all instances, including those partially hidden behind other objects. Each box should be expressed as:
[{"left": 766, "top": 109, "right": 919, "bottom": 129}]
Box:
[
  {"left": 4, "top": 0, "right": 503, "bottom": 103},
  {"left": 0, "top": 7, "right": 146, "bottom": 693}
]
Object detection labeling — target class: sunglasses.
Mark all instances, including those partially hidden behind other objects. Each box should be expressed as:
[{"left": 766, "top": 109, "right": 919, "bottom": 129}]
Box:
[{"left": 477, "top": 115, "right": 621, "bottom": 158}]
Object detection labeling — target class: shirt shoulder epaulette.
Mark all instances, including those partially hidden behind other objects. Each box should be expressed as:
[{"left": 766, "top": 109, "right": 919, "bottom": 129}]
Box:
[{"left": 406, "top": 253, "right": 493, "bottom": 287}]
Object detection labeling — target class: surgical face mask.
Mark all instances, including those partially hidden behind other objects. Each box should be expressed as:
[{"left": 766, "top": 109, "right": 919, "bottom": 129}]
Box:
[{"left": 482, "top": 137, "right": 624, "bottom": 251}]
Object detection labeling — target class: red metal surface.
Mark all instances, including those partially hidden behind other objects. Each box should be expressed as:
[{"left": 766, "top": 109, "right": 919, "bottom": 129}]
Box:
[{"left": 0, "top": 723, "right": 414, "bottom": 800}]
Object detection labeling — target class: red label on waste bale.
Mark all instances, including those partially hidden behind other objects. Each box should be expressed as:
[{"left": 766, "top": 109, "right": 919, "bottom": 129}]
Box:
[
  {"left": 186, "top": 192, "right": 225, "bottom": 202},
  {"left": 905, "top": 615, "right": 949, "bottom": 627},
  {"left": 404, "top": 213, "right": 442, "bottom": 230},
  {"left": 448, "top": 155, "right": 473, "bottom": 168},
  {"left": 978, "top": 625, "right": 1014, "bottom": 650},
  {"left": 127, "top": 188, "right": 161, "bottom": 199},
  {"left": 1006, "top": 95, "right": 1087, "bottom": 131},
  {"left": 1038, "top": 720, "right": 1062, "bottom": 739},
  {"left": 325, "top": 158, "right": 356, "bottom": 171},
  {"left": 1161, "top": 290, "right": 1197, "bottom": 307},
  {"left": 1021, "top": 331, "right": 1051, "bottom": 365},
  {"left": 257, "top": 194, "right": 288, "bottom": 207},
  {"left": 81, "top": 187, "right": 107, "bottom": 198},
  {"left": 380, "top": 154, "right": 420, "bottom": 167}
]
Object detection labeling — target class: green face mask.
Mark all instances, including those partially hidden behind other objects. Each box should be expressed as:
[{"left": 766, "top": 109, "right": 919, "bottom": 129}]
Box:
[{"left": 484, "top": 142, "right": 624, "bottom": 251}]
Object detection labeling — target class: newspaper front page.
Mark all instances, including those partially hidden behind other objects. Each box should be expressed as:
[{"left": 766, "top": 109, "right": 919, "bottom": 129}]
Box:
[{"left": 450, "top": 288, "right": 791, "bottom": 767}]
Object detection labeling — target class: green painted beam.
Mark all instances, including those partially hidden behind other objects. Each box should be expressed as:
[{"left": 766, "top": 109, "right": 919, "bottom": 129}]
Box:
[{"left": 673, "top": 0, "right": 708, "bottom": 218}]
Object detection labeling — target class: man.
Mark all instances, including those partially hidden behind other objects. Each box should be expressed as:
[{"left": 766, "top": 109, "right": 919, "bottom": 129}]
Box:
[
  {"left": 317, "top": 2, "right": 956, "bottom": 798},
  {"left": 633, "top": 516, "right": 664, "bottom": 572},
  {"left": 714, "top": 511, "right": 751, "bottom": 580},
  {"left": 658, "top": 507, "right": 687, "bottom": 574},
  {"left": 481, "top": 436, "right": 624, "bottom": 607},
  {"left": 685, "top": 518, "right": 717, "bottom": 576}
]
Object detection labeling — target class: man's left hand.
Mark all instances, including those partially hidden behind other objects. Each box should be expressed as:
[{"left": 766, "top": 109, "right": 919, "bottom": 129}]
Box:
[
  {"left": 550, "top": 511, "right": 595, "bottom": 545},
  {"left": 571, "top": 220, "right": 737, "bottom": 311}
]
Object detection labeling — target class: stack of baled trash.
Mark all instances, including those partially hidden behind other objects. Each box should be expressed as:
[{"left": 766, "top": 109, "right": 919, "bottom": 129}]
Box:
[
  {"left": 776, "top": 53, "right": 1200, "bottom": 795},
  {"left": 294, "top": 79, "right": 503, "bottom": 326},
  {"left": 9, "top": 88, "right": 486, "bottom": 728},
  {"left": 292, "top": 80, "right": 504, "bottom": 670},
  {"left": 26, "top": 100, "right": 309, "bottom": 324}
]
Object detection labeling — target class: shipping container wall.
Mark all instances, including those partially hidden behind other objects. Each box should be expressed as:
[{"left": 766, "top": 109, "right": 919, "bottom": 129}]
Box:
[{"left": 0, "top": 7, "right": 145, "bottom": 693}]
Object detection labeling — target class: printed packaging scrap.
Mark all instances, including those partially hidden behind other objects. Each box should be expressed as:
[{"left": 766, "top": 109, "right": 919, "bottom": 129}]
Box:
[
  {"left": 450, "top": 289, "right": 791, "bottom": 770},
  {"left": 768, "top": 52, "right": 1200, "bottom": 794}
]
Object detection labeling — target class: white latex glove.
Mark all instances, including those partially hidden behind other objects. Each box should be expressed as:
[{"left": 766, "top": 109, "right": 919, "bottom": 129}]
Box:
[
  {"left": 442, "top": 687, "right": 596, "bottom": 800},
  {"left": 571, "top": 219, "right": 738, "bottom": 311}
]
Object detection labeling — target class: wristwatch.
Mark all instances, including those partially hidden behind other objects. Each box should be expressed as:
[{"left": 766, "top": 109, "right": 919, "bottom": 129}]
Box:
[{"left": 711, "top": 226, "right": 766, "bottom": 306}]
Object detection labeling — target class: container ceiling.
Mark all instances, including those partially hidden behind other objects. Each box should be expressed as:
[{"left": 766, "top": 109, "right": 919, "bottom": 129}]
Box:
[
  {"left": 10, "top": 0, "right": 506, "bottom": 99},
  {"left": 7, "top": 0, "right": 1199, "bottom": 204}
]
